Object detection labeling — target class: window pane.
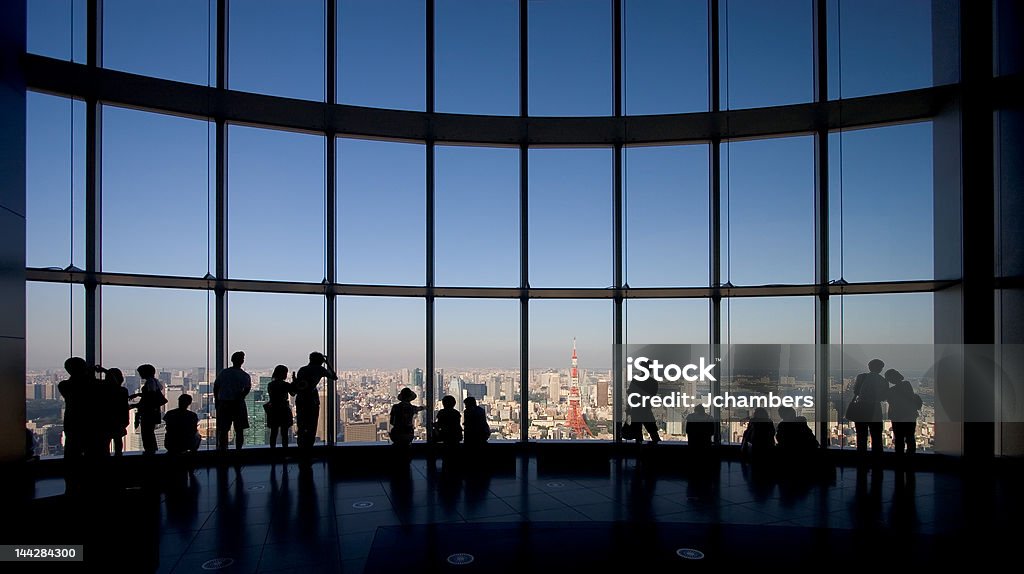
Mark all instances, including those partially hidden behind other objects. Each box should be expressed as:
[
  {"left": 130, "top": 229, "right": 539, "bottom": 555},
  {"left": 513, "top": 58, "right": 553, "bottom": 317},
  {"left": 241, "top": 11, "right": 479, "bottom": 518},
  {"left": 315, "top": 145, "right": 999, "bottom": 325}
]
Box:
[
  {"left": 338, "top": 0, "right": 425, "bottom": 110},
  {"left": 228, "top": 292, "right": 326, "bottom": 447},
  {"left": 103, "top": 107, "right": 213, "bottom": 276},
  {"left": 721, "top": 297, "right": 815, "bottom": 444},
  {"left": 435, "top": 299, "right": 519, "bottom": 440},
  {"left": 626, "top": 299, "right": 710, "bottom": 442},
  {"left": 435, "top": 146, "right": 518, "bottom": 287},
  {"left": 996, "top": 0, "right": 1024, "bottom": 77},
  {"left": 337, "top": 297, "right": 425, "bottom": 443},
  {"left": 529, "top": 0, "right": 612, "bottom": 116},
  {"left": 828, "top": 0, "right": 936, "bottom": 99},
  {"left": 27, "top": 0, "right": 86, "bottom": 63},
  {"left": 26, "top": 282, "right": 84, "bottom": 457},
  {"left": 26, "top": 92, "right": 84, "bottom": 270},
  {"left": 721, "top": 0, "right": 813, "bottom": 109},
  {"left": 529, "top": 300, "right": 612, "bottom": 440},
  {"left": 103, "top": 286, "right": 215, "bottom": 453},
  {"left": 435, "top": 0, "right": 518, "bottom": 115},
  {"left": 103, "top": 0, "right": 214, "bottom": 85},
  {"left": 829, "top": 293, "right": 935, "bottom": 452},
  {"left": 623, "top": 0, "right": 708, "bottom": 115},
  {"left": 723, "top": 136, "right": 814, "bottom": 285},
  {"left": 624, "top": 144, "right": 709, "bottom": 287},
  {"left": 229, "top": 126, "right": 325, "bottom": 282},
  {"left": 529, "top": 148, "right": 612, "bottom": 287},
  {"left": 829, "top": 123, "right": 933, "bottom": 282},
  {"left": 338, "top": 138, "right": 424, "bottom": 285},
  {"left": 229, "top": 0, "right": 325, "bottom": 101}
]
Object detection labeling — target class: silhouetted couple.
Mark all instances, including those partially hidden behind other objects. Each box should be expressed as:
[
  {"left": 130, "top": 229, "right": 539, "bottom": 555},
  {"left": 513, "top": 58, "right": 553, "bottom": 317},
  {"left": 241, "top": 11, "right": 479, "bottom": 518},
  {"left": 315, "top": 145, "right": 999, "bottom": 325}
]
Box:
[
  {"left": 848, "top": 358, "right": 921, "bottom": 456},
  {"left": 433, "top": 395, "right": 492, "bottom": 447}
]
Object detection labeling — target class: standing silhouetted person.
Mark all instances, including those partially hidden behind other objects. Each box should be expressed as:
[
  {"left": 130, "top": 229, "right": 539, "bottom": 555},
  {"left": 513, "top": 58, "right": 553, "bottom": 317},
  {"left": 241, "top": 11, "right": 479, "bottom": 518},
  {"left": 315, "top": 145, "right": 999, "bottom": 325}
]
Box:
[
  {"left": 266, "top": 365, "right": 294, "bottom": 449},
  {"left": 626, "top": 375, "right": 661, "bottom": 445},
  {"left": 462, "top": 397, "right": 491, "bottom": 445},
  {"left": 58, "top": 357, "right": 90, "bottom": 458},
  {"left": 389, "top": 387, "right": 424, "bottom": 447},
  {"left": 685, "top": 404, "right": 715, "bottom": 449},
  {"left": 885, "top": 369, "right": 922, "bottom": 456},
  {"left": 135, "top": 364, "right": 167, "bottom": 455},
  {"left": 294, "top": 352, "right": 337, "bottom": 450},
  {"left": 97, "top": 367, "right": 130, "bottom": 456},
  {"left": 214, "top": 351, "right": 251, "bottom": 451},
  {"left": 164, "top": 394, "right": 201, "bottom": 455},
  {"left": 741, "top": 407, "right": 776, "bottom": 460},
  {"left": 433, "top": 395, "right": 463, "bottom": 447},
  {"left": 851, "top": 358, "right": 887, "bottom": 456}
]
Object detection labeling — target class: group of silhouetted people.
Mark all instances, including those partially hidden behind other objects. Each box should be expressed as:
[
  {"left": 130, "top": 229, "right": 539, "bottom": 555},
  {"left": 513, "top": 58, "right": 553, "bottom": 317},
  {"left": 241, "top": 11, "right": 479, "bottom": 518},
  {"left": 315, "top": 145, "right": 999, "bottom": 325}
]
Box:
[
  {"left": 58, "top": 357, "right": 198, "bottom": 456},
  {"left": 56, "top": 349, "right": 339, "bottom": 457},
  {"left": 386, "top": 387, "right": 491, "bottom": 450}
]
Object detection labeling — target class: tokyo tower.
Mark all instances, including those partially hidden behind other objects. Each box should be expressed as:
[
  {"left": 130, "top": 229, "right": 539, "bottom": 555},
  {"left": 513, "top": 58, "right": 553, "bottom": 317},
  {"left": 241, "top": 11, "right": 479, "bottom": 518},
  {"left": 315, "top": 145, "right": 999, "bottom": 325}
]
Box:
[{"left": 566, "top": 338, "right": 592, "bottom": 437}]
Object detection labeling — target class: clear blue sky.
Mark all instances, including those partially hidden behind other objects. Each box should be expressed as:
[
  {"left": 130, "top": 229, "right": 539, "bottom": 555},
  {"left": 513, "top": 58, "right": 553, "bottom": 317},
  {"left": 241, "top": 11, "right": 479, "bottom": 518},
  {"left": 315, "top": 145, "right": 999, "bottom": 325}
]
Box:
[{"left": 26, "top": 0, "right": 936, "bottom": 371}]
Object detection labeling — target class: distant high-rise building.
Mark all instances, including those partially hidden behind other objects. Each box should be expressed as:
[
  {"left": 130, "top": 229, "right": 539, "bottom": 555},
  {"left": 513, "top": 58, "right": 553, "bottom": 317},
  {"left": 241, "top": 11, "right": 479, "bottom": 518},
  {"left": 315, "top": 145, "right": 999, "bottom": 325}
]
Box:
[
  {"left": 486, "top": 377, "right": 501, "bottom": 400},
  {"left": 158, "top": 371, "right": 172, "bottom": 388},
  {"left": 193, "top": 367, "right": 207, "bottom": 383},
  {"left": 259, "top": 376, "right": 272, "bottom": 390},
  {"left": 504, "top": 375, "right": 516, "bottom": 401},
  {"left": 244, "top": 389, "right": 268, "bottom": 446},
  {"left": 465, "top": 383, "right": 486, "bottom": 402},
  {"left": 597, "top": 381, "right": 609, "bottom": 407},
  {"left": 412, "top": 368, "right": 424, "bottom": 390}
]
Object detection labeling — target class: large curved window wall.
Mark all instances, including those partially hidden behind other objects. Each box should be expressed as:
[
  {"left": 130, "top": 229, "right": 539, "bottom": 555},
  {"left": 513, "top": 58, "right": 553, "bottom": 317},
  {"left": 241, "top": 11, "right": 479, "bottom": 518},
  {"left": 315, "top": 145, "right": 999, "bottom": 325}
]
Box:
[{"left": 24, "top": 0, "right": 970, "bottom": 454}]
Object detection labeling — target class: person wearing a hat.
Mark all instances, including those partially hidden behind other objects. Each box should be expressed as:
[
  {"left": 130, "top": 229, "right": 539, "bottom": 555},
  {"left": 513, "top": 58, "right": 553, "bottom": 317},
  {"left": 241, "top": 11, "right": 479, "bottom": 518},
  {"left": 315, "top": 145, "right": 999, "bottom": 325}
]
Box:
[
  {"left": 390, "top": 387, "right": 425, "bottom": 447},
  {"left": 294, "top": 352, "right": 338, "bottom": 450}
]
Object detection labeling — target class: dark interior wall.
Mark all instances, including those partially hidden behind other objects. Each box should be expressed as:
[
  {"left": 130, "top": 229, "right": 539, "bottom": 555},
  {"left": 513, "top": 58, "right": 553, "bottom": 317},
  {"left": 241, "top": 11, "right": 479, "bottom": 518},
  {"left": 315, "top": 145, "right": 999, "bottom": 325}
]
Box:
[{"left": 0, "top": 0, "right": 27, "bottom": 462}]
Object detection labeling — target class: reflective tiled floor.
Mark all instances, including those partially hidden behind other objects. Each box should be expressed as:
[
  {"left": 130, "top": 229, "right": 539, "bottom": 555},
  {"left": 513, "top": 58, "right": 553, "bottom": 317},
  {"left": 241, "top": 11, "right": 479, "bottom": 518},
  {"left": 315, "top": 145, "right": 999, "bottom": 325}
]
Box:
[{"left": 24, "top": 454, "right": 1020, "bottom": 572}]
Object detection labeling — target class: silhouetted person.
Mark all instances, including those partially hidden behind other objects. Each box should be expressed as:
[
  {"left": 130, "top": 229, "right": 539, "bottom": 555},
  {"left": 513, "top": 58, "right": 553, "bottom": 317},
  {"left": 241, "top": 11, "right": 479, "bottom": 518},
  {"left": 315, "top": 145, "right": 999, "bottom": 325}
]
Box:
[
  {"left": 433, "top": 395, "right": 463, "bottom": 447},
  {"left": 389, "top": 387, "right": 424, "bottom": 447},
  {"left": 214, "top": 351, "right": 251, "bottom": 451},
  {"left": 741, "top": 407, "right": 776, "bottom": 460},
  {"left": 58, "top": 357, "right": 90, "bottom": 458},
  {"left": 294, "top": 352, "right": 337, "bottom": 450},
  {"left": 775, "top": 405, "right": 818, "bottom": 453},
  {"left": 685, "top": 404, "right": 715, "bottom": 449},
  {"left": 164, "top": 394, "right": 201, "bottom": 455},
  {"left": 462, "top": 397, "right": 491, "bottom": 445},
  {"left": 135, "top": 364, "right": 166, "bottom": 455},
  {"left": 885, "top": 369, "right": 922, "bottom": 456},
  {"left": 96, "top": 367, "right": 130, "bottom": 456},
  {"left": 626, "top": 376, "right": 661, "bottom": 445},
  {"left": 851, "top": 358, "right": 887, "bottom": 456},
  {"left": 266, "top": 364, "right": 294, "bottom": 449}
]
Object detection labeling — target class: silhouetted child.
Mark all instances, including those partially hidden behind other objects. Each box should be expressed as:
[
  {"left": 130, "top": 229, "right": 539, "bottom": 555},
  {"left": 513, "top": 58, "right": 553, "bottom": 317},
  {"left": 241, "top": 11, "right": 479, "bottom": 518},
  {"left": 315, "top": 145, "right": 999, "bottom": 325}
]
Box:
[
  {"left": 164, "top": 394, "right": 201, "bottom": 455},
  {"left": 134, "top": 364, "right": 167, "bottom": 455},
  {"left": 462, "top": 397, "right": 491, "bottom": 445},
  {"left": 389, "top": 387, "right": 425, "bottom": 447},
  {"left": 775, "top": 405, "right": 817, "bottom": 453},
  {"left": 885, "top": 369, "right": 922, "bottom": 456},
  {"left": 685, "top": 404, "right": 715, "bottom": 448},
  {"left": 433, "top": 395, "right": 463, "bottom": 446},
  {"left": 741, "top": 407, "right": 776, "bottom": 460},
  {"left": 266, "top": 365, "right": 294, "bottom": 449}
]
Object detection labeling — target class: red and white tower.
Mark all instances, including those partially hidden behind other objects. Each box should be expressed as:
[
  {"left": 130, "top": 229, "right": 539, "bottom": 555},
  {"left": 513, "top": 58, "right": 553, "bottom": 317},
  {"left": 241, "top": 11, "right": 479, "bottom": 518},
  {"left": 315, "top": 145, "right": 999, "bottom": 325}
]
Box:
[{"left": 566, "top": 338, "right": 592, "bottom": 437}]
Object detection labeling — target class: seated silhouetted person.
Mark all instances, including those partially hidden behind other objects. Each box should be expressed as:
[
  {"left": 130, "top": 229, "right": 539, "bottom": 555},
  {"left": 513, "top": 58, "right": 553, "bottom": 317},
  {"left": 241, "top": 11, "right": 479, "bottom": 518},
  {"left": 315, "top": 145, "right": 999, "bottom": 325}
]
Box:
[
  {"left": 462, "top": 397, "right": 491, "bottom": 446},
  {"left": 775, "top": 405, "right": 818, "bottom": 454},
  {"left": 164, "top": 394, "right": 201, "bottom": 455},
  {"left": 433, "top": 395, "right": 463, "bottom": 447},
  {"left": 685, "top": 404, "right": 715, "bottom": 449},
  {"left": 389, "top": 387, "right": 424, "bottom": 447},
  {"left": 741, "top": 407, "right": 776, "bottom": 461}
]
